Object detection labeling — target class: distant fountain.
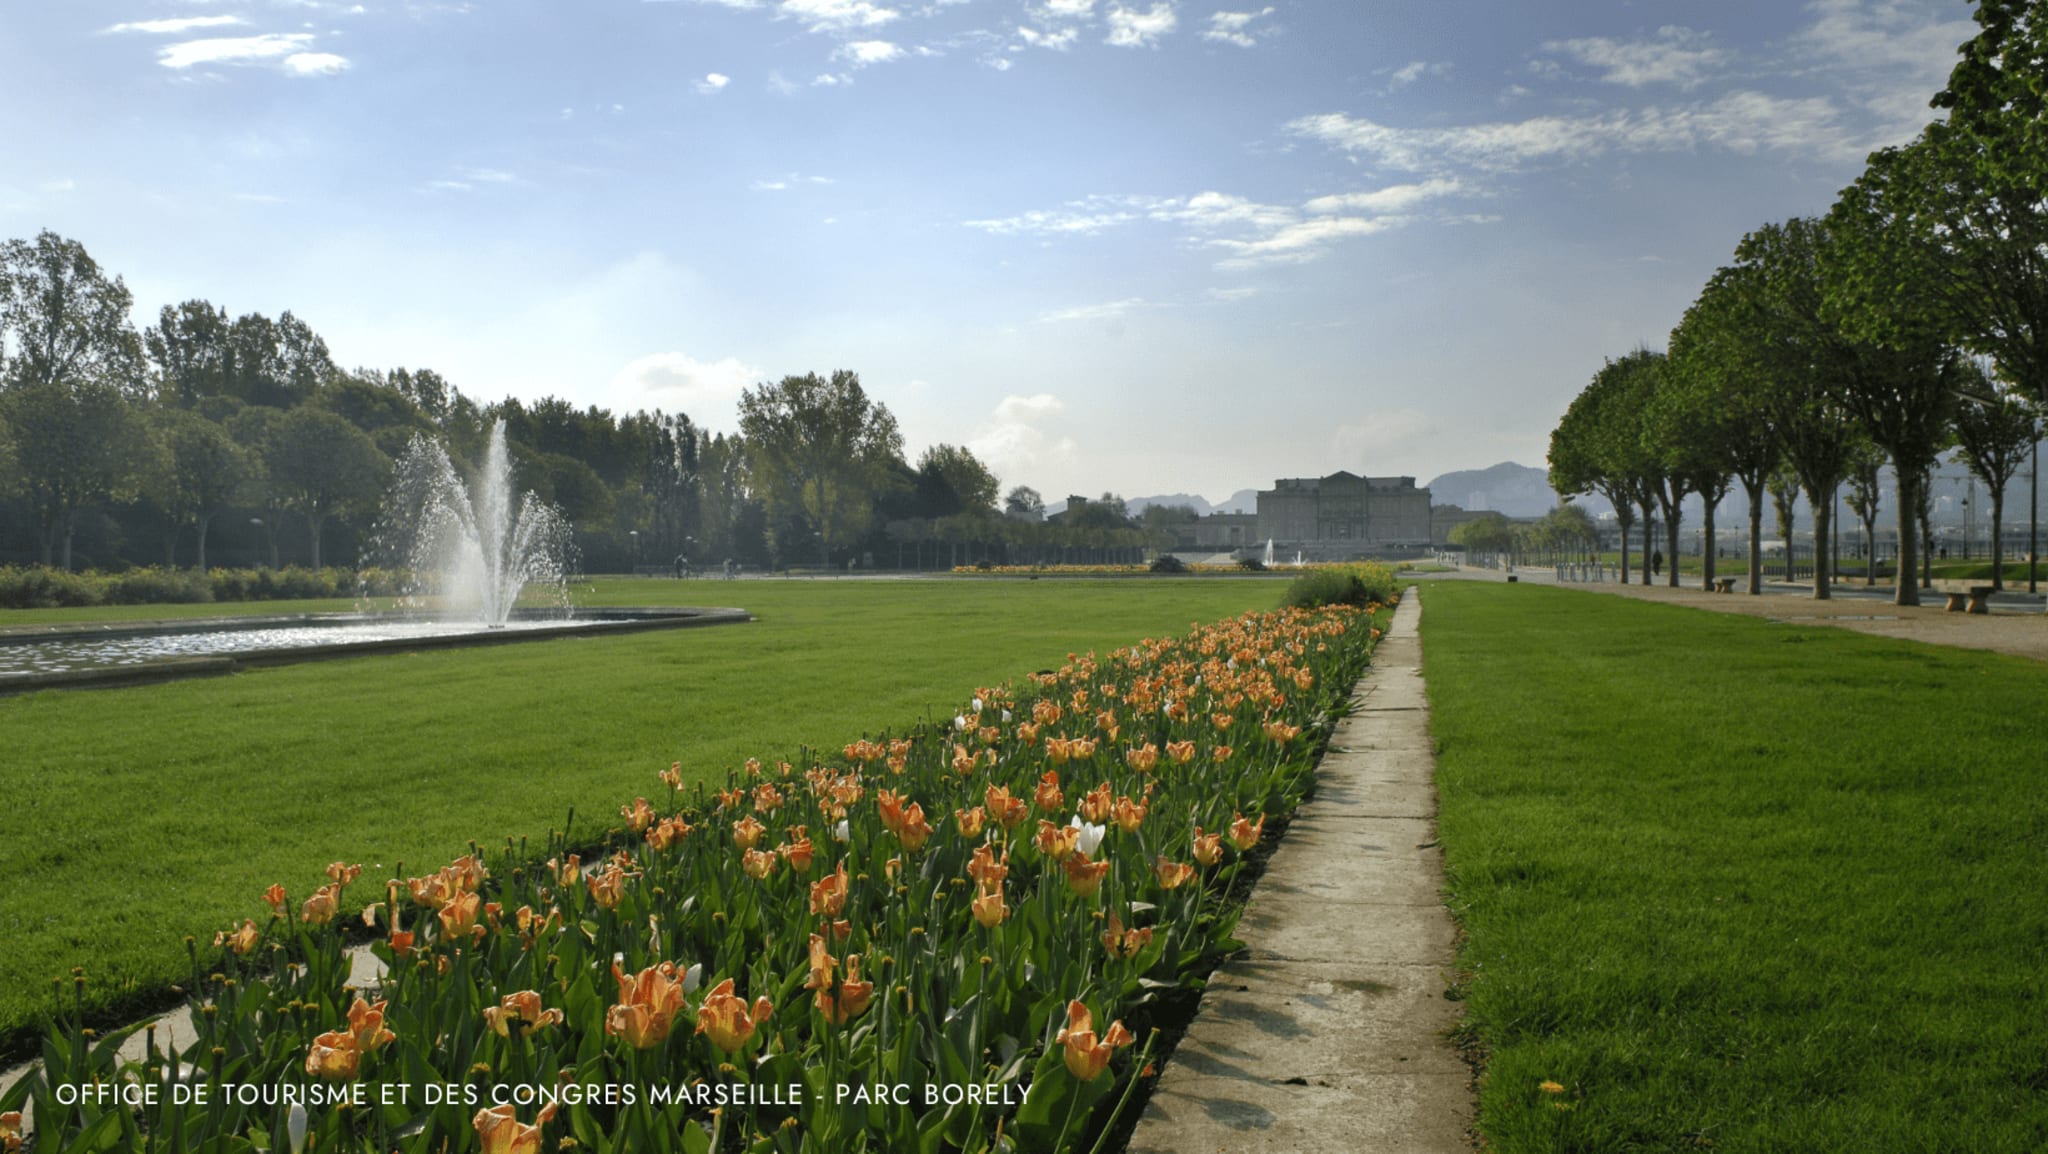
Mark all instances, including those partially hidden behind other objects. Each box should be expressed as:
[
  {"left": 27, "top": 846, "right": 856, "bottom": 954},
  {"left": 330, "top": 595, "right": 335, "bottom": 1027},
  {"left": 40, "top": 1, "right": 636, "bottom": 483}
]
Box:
[
  {"left": 375, "top": 421, "right": 573, "bottom": 626},
  {"left": 1263, "top": 538, "right": 1275, "bottom": 567},
  {"left": 1293, "top": 551, "right": 1304, "bottom": 567}
]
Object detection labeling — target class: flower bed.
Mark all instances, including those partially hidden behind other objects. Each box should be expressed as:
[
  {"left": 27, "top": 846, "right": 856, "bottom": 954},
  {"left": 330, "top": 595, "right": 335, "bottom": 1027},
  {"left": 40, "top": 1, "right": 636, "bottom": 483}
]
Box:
[{"left": 6, "top": 601, "right": 1390, "bottom": 1153}]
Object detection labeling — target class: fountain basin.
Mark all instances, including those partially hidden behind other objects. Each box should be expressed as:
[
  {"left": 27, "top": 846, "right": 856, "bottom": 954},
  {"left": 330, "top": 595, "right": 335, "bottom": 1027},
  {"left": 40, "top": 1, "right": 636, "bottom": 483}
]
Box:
[{"left": 0, "top": 607, "right": 750, "bottom": 694}]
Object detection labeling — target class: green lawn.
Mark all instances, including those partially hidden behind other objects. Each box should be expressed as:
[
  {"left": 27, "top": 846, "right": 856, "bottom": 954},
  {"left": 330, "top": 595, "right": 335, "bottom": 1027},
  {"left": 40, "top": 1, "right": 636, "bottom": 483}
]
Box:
[
  {"left": 0, "top": 577, "right": 1279, "bottom": 1057},
  {"left": 1420, "top": 581, "right": 2048, "bottom": 1151}
]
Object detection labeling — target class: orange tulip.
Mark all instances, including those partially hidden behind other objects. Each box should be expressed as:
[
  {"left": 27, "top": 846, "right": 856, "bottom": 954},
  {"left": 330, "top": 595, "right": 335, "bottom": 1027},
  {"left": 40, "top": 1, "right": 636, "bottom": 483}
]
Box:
[
  {"left": 1078, "top": 783, "right": 1113, "bottom": 824},
  {"left": 732, "top": 815, "right": 767, "bottom": 852},
  {"left": 1101, "top": 913, "right": 1153, "bottom": 960},
  {"left": 389, "top": 928, "right": 416, "bottom": 959},
  {"left": 804, "top": 933, "right": 839, "bottom": 991},
  {"left": 971, "top": 882, "right": 1007, "bottom": 928},
  {"left": 779, "top": 829, "right": 816, "bottom": 873},
  {"left": 607, "top": 962, "right": 687, "bottom": 1049},
  {"left": 547, "top": 854, "right": 582, "bottom": 887},
  {"left": 620, "top": 797, "right": 656, "bottom": 834},
  {"left": 1165, "top": 740, "right": 1196, "bottom": 764},
  {"left": 1033, "top": 771, "right": 1064, "bottom": 812},
  {"left": 346, "top": 995, "right": 395, "bottom": 1053},
  {"left": 696, "top": 978, "right": 773, "bottom": 1054},
  {"left": 809, "top": 861, "right": 850, "bottom": 917},
  {"left": 1211, "top": 712, "right": 1235, "bottom": 732},
  {"left": 1071, "top": 736, "right": 1099, "bottom": 758},
  {"left": 1228, "top": 812, "right": 1264, "bottom": 851},
  {"left": 1016, "top": 721, "right": 1040, "bottom": 746},
  {"left": 587, "top": 866, "right": 628, "bottom": 910},
  {"left": 1191, "top": 830, "right": 1223, "bottom": 867},
  {"left": 445, "top": 855, "right": 487, "bottom": 893},
  {"left": 483, "top": 990, "right": 563, "bottom": 1037},
  {"left": 305, "top": 1031, "right": 361, "bottom": 1080},
  {"left": 742, "top": 848, "right": 778, "bottom": 880},
  {"left": 954, "top": 805, "right": 987, "bottom": 839},
  {"left": 1063, "top": 853, "right": 1111, "bottom": 897},
  {"left": 439, "top": 890, "right": 482, "bottom": 940},
  {"left": 1263, "top": 720, "right": 1301, "bottom": 743},
  {"left": 1046, "top": 736, "right": 1074, "bottom": 765},
  {"left": 325, "top": 862, "right": 362, "bottom": 887},
  {"left": 1155, "top": 858, "right": 1196, "bottom": 890},
  {"left": 967, "top": 843, "right": 1009, "bottom": 889},
  {"left": 660, "top": 762, "right": 683, "bottom": 789},
  {"left": 1211, "top": 744, "right": 1233, "bottom": 761},
  {"left": 0, "top": 1112, "right": 19, "bottom": 1154},
  {"left": 816, "top": 954, "right": 873, "bottom": 1026},
  {"left": 985, "top": 784, "right": 1029, "bottom": 831},
  {"left": 262, "top": 883, "right": 288, "bottom": 919},
  {"left": 214, "top": 919, "right": 259, "bottom": 956},
  {"left": 1034, "top": 820, "right": 1080, "bottom": 862},
  {"left": 1111, "top": 795, "right": 1148, "bottom": 834},
  {"left": 1054, "top": 1000, "right": 1134, "bottom": 1081},
  {"left": 952, "top": 743, "right": 978, "bottom": 775},
  {"left": 473, "top": 1104, "right": 557, "bottom": 1154},
  {"left": 898, "top": 802, "right": 933, "bottom": 851},
  {"left": 299, "top": 884, "right": 339, "bottom": 927}
]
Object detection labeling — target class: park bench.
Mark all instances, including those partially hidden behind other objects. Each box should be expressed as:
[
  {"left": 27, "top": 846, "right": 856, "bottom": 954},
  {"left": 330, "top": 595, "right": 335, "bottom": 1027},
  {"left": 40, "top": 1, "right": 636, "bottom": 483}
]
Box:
[
  {"left": 1712, "top": 577, "right": 1736, "bottom": 594},
  {"left": 1945, "top": 585, "right": 1995, "bottom": 614}
]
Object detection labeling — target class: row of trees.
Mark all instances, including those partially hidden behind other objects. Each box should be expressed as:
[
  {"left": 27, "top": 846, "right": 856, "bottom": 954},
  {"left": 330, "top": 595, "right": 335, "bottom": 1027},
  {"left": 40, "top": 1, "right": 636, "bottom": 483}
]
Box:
[
  {"left": 0, "top": 232, "right": 1172, "bottom": 575},
  {"left": 1549, "top": 0, "right": 2047, "bottom": 604}
]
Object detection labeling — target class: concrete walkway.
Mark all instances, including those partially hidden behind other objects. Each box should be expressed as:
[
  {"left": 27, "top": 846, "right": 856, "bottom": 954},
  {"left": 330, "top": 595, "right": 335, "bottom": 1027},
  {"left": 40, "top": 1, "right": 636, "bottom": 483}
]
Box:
[{"left": 1128, "top": 588, "right": 1471, "bottom": 1153}]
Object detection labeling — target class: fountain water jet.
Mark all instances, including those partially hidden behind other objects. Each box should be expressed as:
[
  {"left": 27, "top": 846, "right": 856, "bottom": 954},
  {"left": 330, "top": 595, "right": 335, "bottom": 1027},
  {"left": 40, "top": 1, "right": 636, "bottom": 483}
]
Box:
[
  {"left": 1263, "top": 538, "right": 1275, "bottom": 567},
  {"left": 375, "top": 421, "right": 574, "bottom": 625}
]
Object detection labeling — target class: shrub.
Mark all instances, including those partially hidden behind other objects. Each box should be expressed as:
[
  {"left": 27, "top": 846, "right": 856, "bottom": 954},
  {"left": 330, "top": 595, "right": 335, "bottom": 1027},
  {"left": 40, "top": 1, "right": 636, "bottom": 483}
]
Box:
[
  {"left": 1280, "top": 561, "right": 1399, "bottom": 609},
  {"left": 1148, "top": 554, "right": 1189, "bottom": 574},
  {"left": 1237, "top": 556, "right": 1267, "bottom": 572}
]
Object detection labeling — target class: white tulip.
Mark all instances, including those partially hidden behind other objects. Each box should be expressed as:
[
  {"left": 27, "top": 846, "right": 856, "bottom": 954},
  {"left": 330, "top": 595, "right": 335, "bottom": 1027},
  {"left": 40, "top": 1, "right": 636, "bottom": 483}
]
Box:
[{"left": 1068, "top": 816, "right": 1106, "bottom": 857}]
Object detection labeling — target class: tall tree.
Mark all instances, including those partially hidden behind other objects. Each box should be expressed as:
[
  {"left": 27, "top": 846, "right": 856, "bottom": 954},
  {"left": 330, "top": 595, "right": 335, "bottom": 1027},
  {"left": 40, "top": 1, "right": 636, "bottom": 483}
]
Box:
[
  {"left": 0, "top": 231, "right": 145, "bottom": 396},
  {"left": 1824, "top": 165, "right": 1965, "bottom": 606},
  {"left": 1668, "top": 267, "right": 1785, "bottom": 594},
  {"left": 156, "top": 410, "right": 256, "bottom": 572},
  {"left": 1951, "top": 360, "right": 2041, "bottom": 589},
  {"left": 1004, "top": 485, "right": 1045, "bottom": 520},
  {"left": 915, "top": 444, "right": 1001, "bottom": 517},
  {"left": 265, "top": 407, "right": 387, "bottom": 568},
  {"left": 737, "top": 371, "right": 903, "bottom": 566},
  {"left": 0, "top": 380, "right": 144, "bottom": 567},
  {"left": 1549, "top": 351, "right": 1663, "bottom": 583},
  {"left": 1841, "top": 440, "right": 1886, "bottom": 586},
  {"left": 1730, "top": 219, "right": 1860, "bottom": 600},
  {"left": 145, "top": 300, "right": 236, "bottom": 406}
]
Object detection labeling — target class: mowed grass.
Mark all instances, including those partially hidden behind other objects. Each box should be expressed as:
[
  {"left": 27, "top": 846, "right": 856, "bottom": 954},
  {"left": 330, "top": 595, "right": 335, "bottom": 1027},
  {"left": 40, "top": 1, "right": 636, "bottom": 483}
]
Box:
[
  {"left": 1420, "top": 581, "right": 2048, "bottom": 1152},
  {"left": 0, "top": 577, "right": 1278, "bottom": 1056}
]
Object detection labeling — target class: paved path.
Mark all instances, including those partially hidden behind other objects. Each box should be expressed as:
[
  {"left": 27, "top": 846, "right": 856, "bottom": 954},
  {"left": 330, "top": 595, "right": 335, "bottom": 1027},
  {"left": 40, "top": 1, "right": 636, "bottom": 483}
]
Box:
[
  {"left": 1128, "top": 588, "right": 1471, "bottom": 1153},
  {"left": 1447, "top": 567, "right": 2048, "bottom": 663}
]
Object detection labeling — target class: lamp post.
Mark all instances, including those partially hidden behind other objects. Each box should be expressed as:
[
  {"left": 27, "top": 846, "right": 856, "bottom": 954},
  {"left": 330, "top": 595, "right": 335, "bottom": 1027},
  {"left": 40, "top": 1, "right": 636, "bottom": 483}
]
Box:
[
  {"left": 628, "top": 530, "right": 639, "bottom": 572},
  {"left": 2032, "top": 435, "right": 2040, "bottom": 595}
]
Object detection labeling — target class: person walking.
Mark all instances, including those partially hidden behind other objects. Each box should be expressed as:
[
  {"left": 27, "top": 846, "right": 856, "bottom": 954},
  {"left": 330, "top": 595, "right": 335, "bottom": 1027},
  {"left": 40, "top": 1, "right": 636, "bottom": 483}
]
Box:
[{"left": 1651, "top": 550, "right": 1664, "bottom": 579}]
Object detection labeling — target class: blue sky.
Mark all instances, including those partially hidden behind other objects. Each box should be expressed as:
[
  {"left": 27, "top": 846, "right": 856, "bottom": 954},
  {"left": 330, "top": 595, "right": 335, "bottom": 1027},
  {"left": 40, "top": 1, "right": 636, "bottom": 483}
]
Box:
[{"left": 0, "top": 0, "right": 1977, "bottom": 503}]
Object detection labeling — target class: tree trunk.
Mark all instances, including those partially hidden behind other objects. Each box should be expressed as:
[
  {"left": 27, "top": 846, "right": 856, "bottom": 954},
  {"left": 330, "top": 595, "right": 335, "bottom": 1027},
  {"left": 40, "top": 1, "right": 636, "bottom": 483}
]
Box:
[
  {"left": 308, "top": 511, "right": 325, "bottom": 571},
  {"left": 197, "top": 511, "right": 214, "bottom": 573},
  {"left": 61, "top": 510, "right": 76, "bottom": 572},
  {"left": 1741, "top": 479, "right": 1763, "bottom": 595},
  {"left": 165, "top": 513, "right": 180, "bottom": 568},
  {"left": 1991, "top": 490, "right": 2007, "bottom": 591},
  {"left": 1811, "top": 500, "right": 1832, "bottom": 600},
  {"left": 1664, "top": 505, "right": 1682, "bottom": 589},
  {"left": 1894, "top": 470, "right": 1921, "bottom": 607},
  {"left": 1919, "top": 507, "right": 1932, "bottom": 589},
  {"left": 1640, "top": 501, "right": 1655, "bottom": 586},
  {"left": 1701, "top": 492, "right": 1718, "bottom": 592},
  {"left": 1862, "top": 516, "right": 1875, "bottom": 586}
]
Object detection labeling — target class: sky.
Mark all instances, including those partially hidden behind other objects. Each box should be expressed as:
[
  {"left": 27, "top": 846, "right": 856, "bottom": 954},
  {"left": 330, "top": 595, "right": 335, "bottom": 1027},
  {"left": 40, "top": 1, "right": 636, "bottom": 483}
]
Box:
[{"left": 0, "top": 0, "right": 1981, "bottom": 504}]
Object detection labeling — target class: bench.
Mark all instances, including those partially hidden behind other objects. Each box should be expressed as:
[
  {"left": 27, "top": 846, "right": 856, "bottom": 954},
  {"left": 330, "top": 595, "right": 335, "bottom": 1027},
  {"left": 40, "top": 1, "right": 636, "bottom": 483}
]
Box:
[
  {"left": 1712, "top": 577, "right": 1736, "bottom": 594},
  {"left": 1945, "top": 585, "right": 1996, "bottom": 614}
]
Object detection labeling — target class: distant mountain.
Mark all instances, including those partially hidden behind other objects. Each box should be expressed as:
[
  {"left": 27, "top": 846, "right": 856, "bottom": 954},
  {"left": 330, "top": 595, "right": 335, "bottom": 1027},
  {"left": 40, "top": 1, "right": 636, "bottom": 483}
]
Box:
[
  {"left": 1213, "top": 488, "right": 1259, "bottom": 514},
  {"left": 1424, "top": 462, "right": 1583, "bottom": 518}
]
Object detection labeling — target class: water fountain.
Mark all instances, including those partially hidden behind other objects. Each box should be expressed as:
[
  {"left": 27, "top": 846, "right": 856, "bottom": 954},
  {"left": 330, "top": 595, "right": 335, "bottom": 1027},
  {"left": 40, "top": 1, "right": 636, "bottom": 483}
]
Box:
[
  {"left": 1263, "top": 538, "right": 1276, "bottom": 567},
  {"left": 377, "top": 421, "right": 574, "bottom": 625},
  {"left": 1, "top": 421, "right": 749, "bottom": 691}
]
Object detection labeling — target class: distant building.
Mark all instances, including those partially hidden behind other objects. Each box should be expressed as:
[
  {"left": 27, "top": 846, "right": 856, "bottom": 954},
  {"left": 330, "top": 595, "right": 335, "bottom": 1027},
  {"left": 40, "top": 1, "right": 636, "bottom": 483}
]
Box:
[
  {"left": 1189, "top": 513, "right": 1257, "bottom": 550},
  {"left": 1256, "top": 472, "right": 1434, "bottom": 552}
]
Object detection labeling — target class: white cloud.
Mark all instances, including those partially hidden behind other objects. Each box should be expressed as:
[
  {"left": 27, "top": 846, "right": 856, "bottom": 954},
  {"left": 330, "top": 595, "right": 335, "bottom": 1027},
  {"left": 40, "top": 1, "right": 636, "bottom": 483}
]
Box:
[
  {"left": 689, "top": 0, "right": 765, "bottom": 7},
  {"left": 158, "top": 34, "right": 313, "bottom": 68},
  {"left": 1303, "top": 178, "right": 1462, "bottom": 215},
  {"left": 837, "top": 39, "right": 904, "bottom": 65},
  {"left": 1105, "top": 2, "right": 1176, "bottom": 47},
  {"left": 1387, "top": 60, "right": 1446, "bottom": 89},
  {"left": 813, "top": 72, "right": 850, "bottom": 85},
  {"left": 1038, "top": 298, "right": 1146, "bottom": 323},
  {"left": 780, "top": 0, "right": 900, "bottom": 33},
  {"left": 1290, "top": 91, "right": 1854, "bottom": 172},
  {"left": 283, "top": 52, "right": 349, "bottom": 76},
  {"left": 1018, "top": 25, "right": 1079, "bottom": 50},
  {"left": 1147, "top": 190, "right": 1294, "bottom": 232},
  {"left": 1039, "top": 0, "right": 1094, "bottom": 15},
  {"left": 612, "top": 353, "right": 763, "bottom": 431},
  {"left": 1542, "top": 25, "right": 1725, "bottom": 90},
  {"left": 697, "top": 72, "right": 731, "bottom": 93},
  {"left": 1795, "top": 0, "right": 1973, "bottom": 144},
  {"left": 1202, "top": 7, "right": 1271, "bottom": 48},
  {"left": 1210, "top": 216, "right": 1400, "bottom": 267},
  {"left": 965, "top": 202, "right": 1140, "bottom": 235},
  {"left": 1208, "top": 285, "right": 1259, "bottom": 302},
  {"left": 106, "top": 16, "right": 244, "bottom": 35},
  {"left": 970, "top": 393, "right": 1077, "bottom": 480}
]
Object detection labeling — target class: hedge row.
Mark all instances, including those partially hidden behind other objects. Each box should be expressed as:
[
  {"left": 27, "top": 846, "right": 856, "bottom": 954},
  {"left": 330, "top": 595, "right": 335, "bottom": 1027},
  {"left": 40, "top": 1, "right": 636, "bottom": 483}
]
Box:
[{"left": 0, "top": 566, "right": 410, "bottom": 609}]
